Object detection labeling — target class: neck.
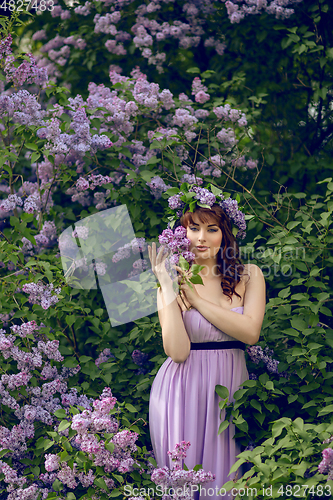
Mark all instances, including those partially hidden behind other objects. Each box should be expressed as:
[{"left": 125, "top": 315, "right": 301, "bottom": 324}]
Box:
[{"left": 195, "top": 257, "right": 221, "bottom": 280}]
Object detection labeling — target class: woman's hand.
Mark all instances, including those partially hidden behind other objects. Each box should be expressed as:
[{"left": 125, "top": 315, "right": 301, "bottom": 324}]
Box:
[
  {"left": 148, "top": 242, "right": 173, "bottom": 288},
  {"left": 174, "top": 265, "right": 201, "bottom": 309}
]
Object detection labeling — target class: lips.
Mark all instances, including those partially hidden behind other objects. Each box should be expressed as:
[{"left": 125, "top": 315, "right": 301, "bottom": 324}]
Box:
[{"left": 196, "top": 246, "right": 209, "bottom": 250}]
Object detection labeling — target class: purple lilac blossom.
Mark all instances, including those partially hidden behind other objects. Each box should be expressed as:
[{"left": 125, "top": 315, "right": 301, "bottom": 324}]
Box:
[
  {"left": 318, "top": 448, "right": 333, "bottom": 480},
  {"left": 158, "top": 228, "right": 195, "bottom": 265}
]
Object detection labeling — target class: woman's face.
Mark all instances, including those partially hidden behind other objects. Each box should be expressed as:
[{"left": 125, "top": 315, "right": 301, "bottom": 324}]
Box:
[{"left": 186, "top": 212, "right": 223, "bottom": 261}]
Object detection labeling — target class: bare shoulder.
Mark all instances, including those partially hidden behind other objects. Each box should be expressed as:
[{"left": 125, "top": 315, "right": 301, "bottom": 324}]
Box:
[
  {"left": 244, "top": 263, "right": 265, "bottom": 281},
  {"left": 243, "top": 264, "right": 266, "bottom": 344}
]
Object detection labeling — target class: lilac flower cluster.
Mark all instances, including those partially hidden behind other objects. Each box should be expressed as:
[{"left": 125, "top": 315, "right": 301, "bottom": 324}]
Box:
[
  {"left": 159, "top": 227, "right": 195, "bottom": 265},
  {"left": 95, "top": 348, "right": 115, "bottom": 368},
  {"left": 318, "top": 447, "right": 333, "bottom": 480},
  {"left": 219, "top": 197, "right": 247, "bottom": 240},
  {"left": 36, "top": 106, "right": 113, "bottom": 160},
  {"left": 0, "top": 90, "right": 45, "bottom": 127},
  {"left": 222, "top": 0, "right": 304, "bottom": 24},
  {"left": 0, "top": 57, "right": 258, "bottom": 232},
  {"left": 196, "top": 158, "right": 224, "bottom": 178},
  {"left": 151, "top": 441, "right": 215, "bottom": 497},
  {"left": 112, "top": 238, "right": 147, "bottom": 263},
  {"left": 21, "top": 281, "right": 62, "bottom": 310},
  {"left": 4, "top": 52, "right": 48, "bottom": 88},
  {"left": 21, "top": 220, "right": 58, "bottom": 257},
  {"left": 190, "top": 185, "right": 217, "bottom": 207},
  {"left": 147, "top": 175, "right": 171, "bottom": 200},
  {"left": 246, "top": 345, "right": 287, "bottom": 377},
  {"left": 131, "top": 349, "right": 151, "bottom": 375},
  {"left": 213, "top": 104, "right": 247, "bottom": 126},
  {"left": 128, "top": 258, "right": 149, "bottom": 278},
  {"left": 53, "top": 388, "right": 139, "bottom": 475},
  {"left": 191, "top": 77, "right": 210, "bottom": 104},
  {"left": 168, "top": 193, "right": 186, "bottom": 211}
]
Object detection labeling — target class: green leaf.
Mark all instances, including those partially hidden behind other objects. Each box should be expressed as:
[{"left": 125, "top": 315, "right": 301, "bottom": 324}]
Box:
[
  {"left": 278, "top": 287, "right": 290, "bottom": 299},
  {"left": 25, "top": 143, "right": 38, "bottom": 151},
  {"left": 79, "top": 356, "right": 93, "bottom": 363},
  {"left": 94, "top": 477, "right": 109, "bottom": 492},
  {"left": 52, "top": 479, "right": 63, "bottom": 492},
  {"left": 165, "top": 187, "right": 179, "bottom": 196},
  {"left": 125, "top": 403, "right": 137, "bottom": 412},
  {"left": 0, "top": 449, "right": 11, "bottom": 458},
  {"left": 218, "top": 420, "right": 229, "bottom": 435},
  {"left": 31, "top": 152, "right": 41, "bottom": 163},
  {"left": 250, "top": 400, "right": 262, "bottom": 413},
  {"left": 318, "top": 405, "right": 333, "bottom": 416},
  {"left": 54, "top": 409, "right": 67, "bottom": 419},
  {"left": 178, "top": 255, "right": 189, "bottom": 271},
  {"left": 105, "top": 442, "right": 115, "bottom": 453},
  {"left": 186, "top": 67, "right": 200, "bottom": 74},
  {"left": 58, "top": 420, "right": 71, "bottom": 432},
  {"left": 189, "top": 275, "right": 203, "bottom": 285},
  {"left": 63, "top": 357, "right": 79, "bottom": 368},
  {"left": 140, "top": 170, "right": 156, "bottom": 182},
  {"left": 65, "top": 315, "right": 76, "bottom": 327},
  {"left": 215, "top": 385, "right": 229, "bottom": 399},
  {"left": 272, "top": 418, "right": 291, "bottom": 438}
]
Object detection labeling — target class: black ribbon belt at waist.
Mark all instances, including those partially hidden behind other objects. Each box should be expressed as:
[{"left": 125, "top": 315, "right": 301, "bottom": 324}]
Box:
[{"left": 190, "top": 341, "right": 246, "bottom": 351}]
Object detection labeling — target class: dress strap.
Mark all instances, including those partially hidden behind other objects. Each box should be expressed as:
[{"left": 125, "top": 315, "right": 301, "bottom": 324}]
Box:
[{"left": 190, "top": 341, "right": 246, "bottom": 351}]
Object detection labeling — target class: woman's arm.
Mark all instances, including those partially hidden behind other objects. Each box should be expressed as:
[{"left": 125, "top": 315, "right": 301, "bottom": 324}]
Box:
[
  {"left": 148, "top": 242, "right": 191, "bottom": 363},
  {"left": 181, "top": 264, "right": 266, "bottom": 345},
  {"left": 157, "top": 283, "right": 191, "bottom": 363}
]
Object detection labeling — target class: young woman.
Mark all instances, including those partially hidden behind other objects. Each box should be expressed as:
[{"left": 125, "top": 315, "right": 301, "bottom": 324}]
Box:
[{"left": 148, "top": 203, "right": 266, "bottom": 499}]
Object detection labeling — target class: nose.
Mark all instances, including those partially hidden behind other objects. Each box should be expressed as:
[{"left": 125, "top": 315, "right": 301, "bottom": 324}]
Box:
[{"left": 198, "top": 229, "right": 206, "bottom": 243}]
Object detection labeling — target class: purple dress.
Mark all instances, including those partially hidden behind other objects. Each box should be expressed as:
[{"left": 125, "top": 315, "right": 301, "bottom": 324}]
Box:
[{"left": 149, "top": 306, "right": 249, "bottom": 499}]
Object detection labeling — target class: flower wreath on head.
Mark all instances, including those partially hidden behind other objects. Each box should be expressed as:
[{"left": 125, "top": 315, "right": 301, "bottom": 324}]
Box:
[{"left": 164, "top": 180, "right": 248, "bottom": 241}]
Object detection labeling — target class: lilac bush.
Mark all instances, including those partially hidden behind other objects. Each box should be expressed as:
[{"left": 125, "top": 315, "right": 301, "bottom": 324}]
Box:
[
  {"left": 0, "top": 318, "right": 215, "bottom": 498},
  {"left": 28, "top": 0, "right": 304, "bottom": 80}
]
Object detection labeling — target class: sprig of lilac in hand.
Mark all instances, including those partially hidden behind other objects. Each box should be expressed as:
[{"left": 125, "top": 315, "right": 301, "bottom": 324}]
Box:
[{"left": 148, "top": 227, "right": 204, "bottom": 310}]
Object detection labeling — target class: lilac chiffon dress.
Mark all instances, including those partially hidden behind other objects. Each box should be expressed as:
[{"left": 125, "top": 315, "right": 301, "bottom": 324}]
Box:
[{"left": 149, "top": 306, "right": 249, "bottom": 499}]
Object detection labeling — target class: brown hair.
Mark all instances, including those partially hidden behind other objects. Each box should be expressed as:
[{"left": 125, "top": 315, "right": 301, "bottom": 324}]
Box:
[{"left": 180, "top": 204, "right": 249, "bottom": 302}]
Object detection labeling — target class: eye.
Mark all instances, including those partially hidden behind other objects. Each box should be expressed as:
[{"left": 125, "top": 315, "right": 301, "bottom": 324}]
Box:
[
  {"left": 189, "top": 227, "right": 198, "bottom": 231},
  {"left": 209, "top": 228, "right": 218, "bottom": 232}
]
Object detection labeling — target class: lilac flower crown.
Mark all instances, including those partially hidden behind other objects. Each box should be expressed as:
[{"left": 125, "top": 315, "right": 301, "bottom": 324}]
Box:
[{"left": 165, "top": 182, "right": 247, "bottom": 241}]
